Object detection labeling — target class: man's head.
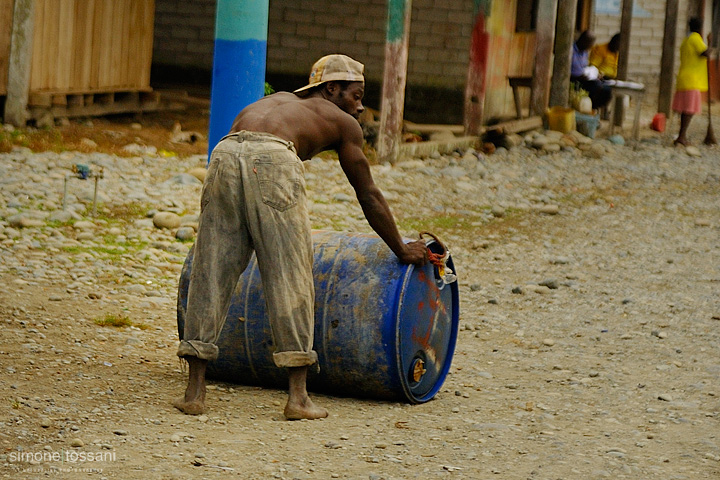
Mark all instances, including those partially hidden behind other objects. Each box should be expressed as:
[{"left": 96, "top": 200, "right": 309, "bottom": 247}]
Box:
[
  {"left": 576, "top": 30, "right": 596, "bottom": 51},
  {"left": 295, "top": 54, "right": 365, "bottom": 118},
  {"left": 608, "top": 33, "right": 621, "bottom": 53},
  {"left": 689, "top": 17, "right": 703, "bottom": 34}
]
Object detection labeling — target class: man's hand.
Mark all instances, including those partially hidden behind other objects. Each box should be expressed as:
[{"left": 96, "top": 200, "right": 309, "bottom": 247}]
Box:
[{"left": 397, "top": 240, "right": 429, "bottom": 266}]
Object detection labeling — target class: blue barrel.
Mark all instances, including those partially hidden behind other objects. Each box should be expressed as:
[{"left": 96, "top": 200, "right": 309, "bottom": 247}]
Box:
[{"left": 177, "top": 230, "right": 459, "bottom": 403}]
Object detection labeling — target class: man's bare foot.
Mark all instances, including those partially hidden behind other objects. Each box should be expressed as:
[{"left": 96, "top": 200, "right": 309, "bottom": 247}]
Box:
[
  {"left": 173, "top": 396, "right": 205, "bottom": 415},
  {"left": 284, "top": 396, "right": 329, "bottom": 420},
  {"left": 174, "top": 356, "right": 208, "bottom": 415},
  {"left": 674, "top": 137, "right": 690, "bottom": 146},
  {"left": 284, "top": 365, "right": 328, "bottom": 420}
]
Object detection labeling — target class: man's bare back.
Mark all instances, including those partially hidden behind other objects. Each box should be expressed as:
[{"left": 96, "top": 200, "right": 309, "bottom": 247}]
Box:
[{"left": 229, "top": 90, "right": 364, "bottom": 160}]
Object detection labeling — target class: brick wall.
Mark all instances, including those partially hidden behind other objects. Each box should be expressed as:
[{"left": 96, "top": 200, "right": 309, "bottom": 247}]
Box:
[
  {"left": 152, "top": 1, "right": 701, "bottom": 121},
  {"left": 592, "top": 0, "right": 692, "bottom": 103},
  {"left": 153, "top": 0, "right": 217, "bottom": 70},
  {"left": 153, "top": 0, "right": 474, "bottom": 87},
  {"left": 152, "top": 0, "right": 475, "bottom": 122}
]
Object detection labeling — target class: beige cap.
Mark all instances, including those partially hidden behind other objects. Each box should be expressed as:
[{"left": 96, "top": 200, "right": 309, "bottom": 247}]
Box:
[{"left": 294, "top": 54, "right": 365, "bottom": 93}]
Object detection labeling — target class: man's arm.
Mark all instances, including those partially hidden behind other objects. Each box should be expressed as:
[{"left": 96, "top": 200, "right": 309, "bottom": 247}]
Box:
[{"left": 335, "top": 118, "right": 427, "bottom": 266}]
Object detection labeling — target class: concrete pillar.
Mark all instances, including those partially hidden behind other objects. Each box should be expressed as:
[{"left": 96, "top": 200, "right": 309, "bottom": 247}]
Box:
[{"left": 207, "top": 0, "right": 269, "bottom": 155}]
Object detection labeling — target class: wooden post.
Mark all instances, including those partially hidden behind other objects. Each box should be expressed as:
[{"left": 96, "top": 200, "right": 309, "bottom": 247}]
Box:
[
  {"left": 688, "top": 0, "right": 703, "bottom": 21},
  {"left": 463, "top": 0, "right": 492, "bottom": 136},
  {"left": 613, "top": 0, "right": 634, "bottom": 127},
  {"left": 713, "top": 0, "right": 720, "bottom": 49},
  {"left": 5, "top": 0, "right": 35, "bottom": 126},
  {"left": 377, "top": 0, "right": 413, "bottom": 165},
  {"left": 545, "top": 0, "right": 572, "bottom": 109},
  {"left": 658, "top": 0, "right": 679, "bottom": 116}
]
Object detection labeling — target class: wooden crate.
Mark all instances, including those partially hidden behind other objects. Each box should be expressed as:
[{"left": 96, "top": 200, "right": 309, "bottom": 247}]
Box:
[{"left": 29, "top": 0, "right": 154, "bottom": 95}]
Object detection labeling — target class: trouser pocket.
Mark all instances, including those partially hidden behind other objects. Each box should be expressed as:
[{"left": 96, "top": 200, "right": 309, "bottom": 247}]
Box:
[{"left": 254, "top": 155, "right": 304, "bottom": 211}]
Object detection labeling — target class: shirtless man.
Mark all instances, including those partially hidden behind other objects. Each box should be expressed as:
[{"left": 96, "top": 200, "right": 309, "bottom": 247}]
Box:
[{"left": 174, "top": 54, "right": 428, "bottom": 420}]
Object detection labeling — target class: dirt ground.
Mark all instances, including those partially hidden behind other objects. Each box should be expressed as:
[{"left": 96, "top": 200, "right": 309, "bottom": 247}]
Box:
[{"left": 1, "top": 106, "right": 719, "bottom": 480}]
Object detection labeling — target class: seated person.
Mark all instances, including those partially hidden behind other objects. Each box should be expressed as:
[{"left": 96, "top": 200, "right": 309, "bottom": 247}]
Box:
[
  {"left": 590, "top": 33, "right": 621, "bottom": 79},
  {"left": 571, "top": 30, "right": 612, "bottom": 110}
]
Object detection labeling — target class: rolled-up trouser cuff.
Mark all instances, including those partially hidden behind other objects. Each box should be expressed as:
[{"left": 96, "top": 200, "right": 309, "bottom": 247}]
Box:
[
  {"left": 177, "top": 340, "right": 219, "bottom": 361},
  {"left": 273, "top": 350, "right": 318, "bottom": 368}
]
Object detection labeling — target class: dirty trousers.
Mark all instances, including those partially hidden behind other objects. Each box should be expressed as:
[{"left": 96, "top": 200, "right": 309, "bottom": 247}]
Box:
[{"left": 177, "top": 131, "right": 317, "bottom": 368}]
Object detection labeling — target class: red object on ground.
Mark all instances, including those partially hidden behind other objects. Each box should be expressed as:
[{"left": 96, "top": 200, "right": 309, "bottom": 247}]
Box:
[{"left": 651, "top": 113, "right": 666, "bottom": 132}]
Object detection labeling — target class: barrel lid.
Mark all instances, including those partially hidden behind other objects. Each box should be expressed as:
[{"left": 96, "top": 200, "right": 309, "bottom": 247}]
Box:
[{"left": 395, "top": 251, "right": 459, "bottom": 403}]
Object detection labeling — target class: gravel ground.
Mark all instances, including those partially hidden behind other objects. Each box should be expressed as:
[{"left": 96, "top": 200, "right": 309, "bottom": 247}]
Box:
[{"left": 0, "top": 117, "right": 719, "bottom": 480}]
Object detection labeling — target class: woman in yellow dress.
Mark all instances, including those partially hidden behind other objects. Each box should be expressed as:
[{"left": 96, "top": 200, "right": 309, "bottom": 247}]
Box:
[{"left": 673, "top": 18, "right": 710, "bottom": 146}]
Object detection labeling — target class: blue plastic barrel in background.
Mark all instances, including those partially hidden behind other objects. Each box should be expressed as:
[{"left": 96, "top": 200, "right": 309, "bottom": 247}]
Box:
[{"left": 177, "top": 230, "right": 459, "bottom": 403}]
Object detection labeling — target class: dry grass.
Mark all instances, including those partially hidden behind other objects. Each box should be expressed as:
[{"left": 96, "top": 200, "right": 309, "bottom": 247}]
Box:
[
  {"left": 1, "top": 106, "right": 210, "bottom": 157},
  {"left": 94, "top": 313, "right": 149, "bottom": 330}
]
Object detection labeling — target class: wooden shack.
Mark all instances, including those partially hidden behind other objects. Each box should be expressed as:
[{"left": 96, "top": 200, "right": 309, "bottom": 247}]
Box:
[
  {"left": 2, "top": 0, "right": 158, "bottom": 123},
  {"left": 478, "top": 0, "right": 592, "bottom": 122},
  {"left": 482, "top": 2, "right": 538, "bottom": 121}
]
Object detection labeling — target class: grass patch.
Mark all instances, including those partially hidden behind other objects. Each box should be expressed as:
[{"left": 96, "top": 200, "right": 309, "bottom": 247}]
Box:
[
  {"left": 94, "top": 314, "right": 133, "bottom": 328},
  {"left": 94, "top": 314, "right": 149, "bottom": 330},
  {"left": 45, "top": 219, "right": 75, "bottom": 229},
  {"left": 398, "top": 213, "right": 476, "bottom": 233},
  {"left": 98, "top": 203, "right": 151, "bottom": 222},
  {"left": 60, "top": 240, "right": 147, "bottom": 264},
  {"left": 0, "top": 126, "right": 70, "bottom": 153},
  {"left": 312, "top": 142, "right": 377, "bottom": 164},
  {"left": 398, "top": 207, "right": 541, "bottom": 243}
]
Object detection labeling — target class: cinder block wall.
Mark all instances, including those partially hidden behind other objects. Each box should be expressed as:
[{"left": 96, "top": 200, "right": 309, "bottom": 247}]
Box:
[
  {"left": 152, "top": 0, "right": 474, "bottom": 122},
  {"left": 592, "top": 0, "right": 691, "bottom": 105},
  {"left": 152, "top": 0, "right": 702, "bottom": 121},
  {"left": 153, "top": 0, "right": 217, "bottom": 70},
  {"left": 268, "top": 0, "right": 473, "bottom": 88},
  {"left": 153, "top": 0, "right": 474, "bottom": 87}
]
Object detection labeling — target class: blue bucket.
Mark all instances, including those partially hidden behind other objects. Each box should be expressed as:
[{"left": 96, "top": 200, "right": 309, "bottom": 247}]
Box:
[{"left": 177, "top": 230, "right": 459, "bottom": 403}]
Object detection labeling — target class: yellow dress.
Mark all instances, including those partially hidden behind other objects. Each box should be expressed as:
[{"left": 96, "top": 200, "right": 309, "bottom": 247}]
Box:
[{"left": 676, "top": 32, "right": 708, "bottom": 92}]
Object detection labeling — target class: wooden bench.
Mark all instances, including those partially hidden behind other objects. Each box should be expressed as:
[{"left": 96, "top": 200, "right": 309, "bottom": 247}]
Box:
[{"left": 508, "top": 76, "right": 533, "bottom": 119}]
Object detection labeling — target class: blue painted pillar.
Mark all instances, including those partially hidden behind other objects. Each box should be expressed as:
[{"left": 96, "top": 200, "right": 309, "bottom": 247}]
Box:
[{"left": 207, "top": 0, "right": 269, "bottom": 156}]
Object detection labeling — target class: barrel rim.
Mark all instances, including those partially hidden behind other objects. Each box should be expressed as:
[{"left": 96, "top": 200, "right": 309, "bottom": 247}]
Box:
[{"left": 394, "top": 256, "right": 459, "bottom": 403}]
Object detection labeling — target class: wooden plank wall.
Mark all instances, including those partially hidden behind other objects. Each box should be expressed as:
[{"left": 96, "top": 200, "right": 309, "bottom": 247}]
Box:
[
  {"left": 0, "top": 0, "right": 14, "bottom": 96},
  {"left": 484, "top": 0, "right": 536, "bottom": 120},
  {"left": 28, "top": 0, "right": 154, "bottom": 94}
]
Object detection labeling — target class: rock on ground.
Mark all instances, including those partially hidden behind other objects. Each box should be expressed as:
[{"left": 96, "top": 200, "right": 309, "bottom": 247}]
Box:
[{"left": 0, "top": 121, "right": 719, "bottom": 479}]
